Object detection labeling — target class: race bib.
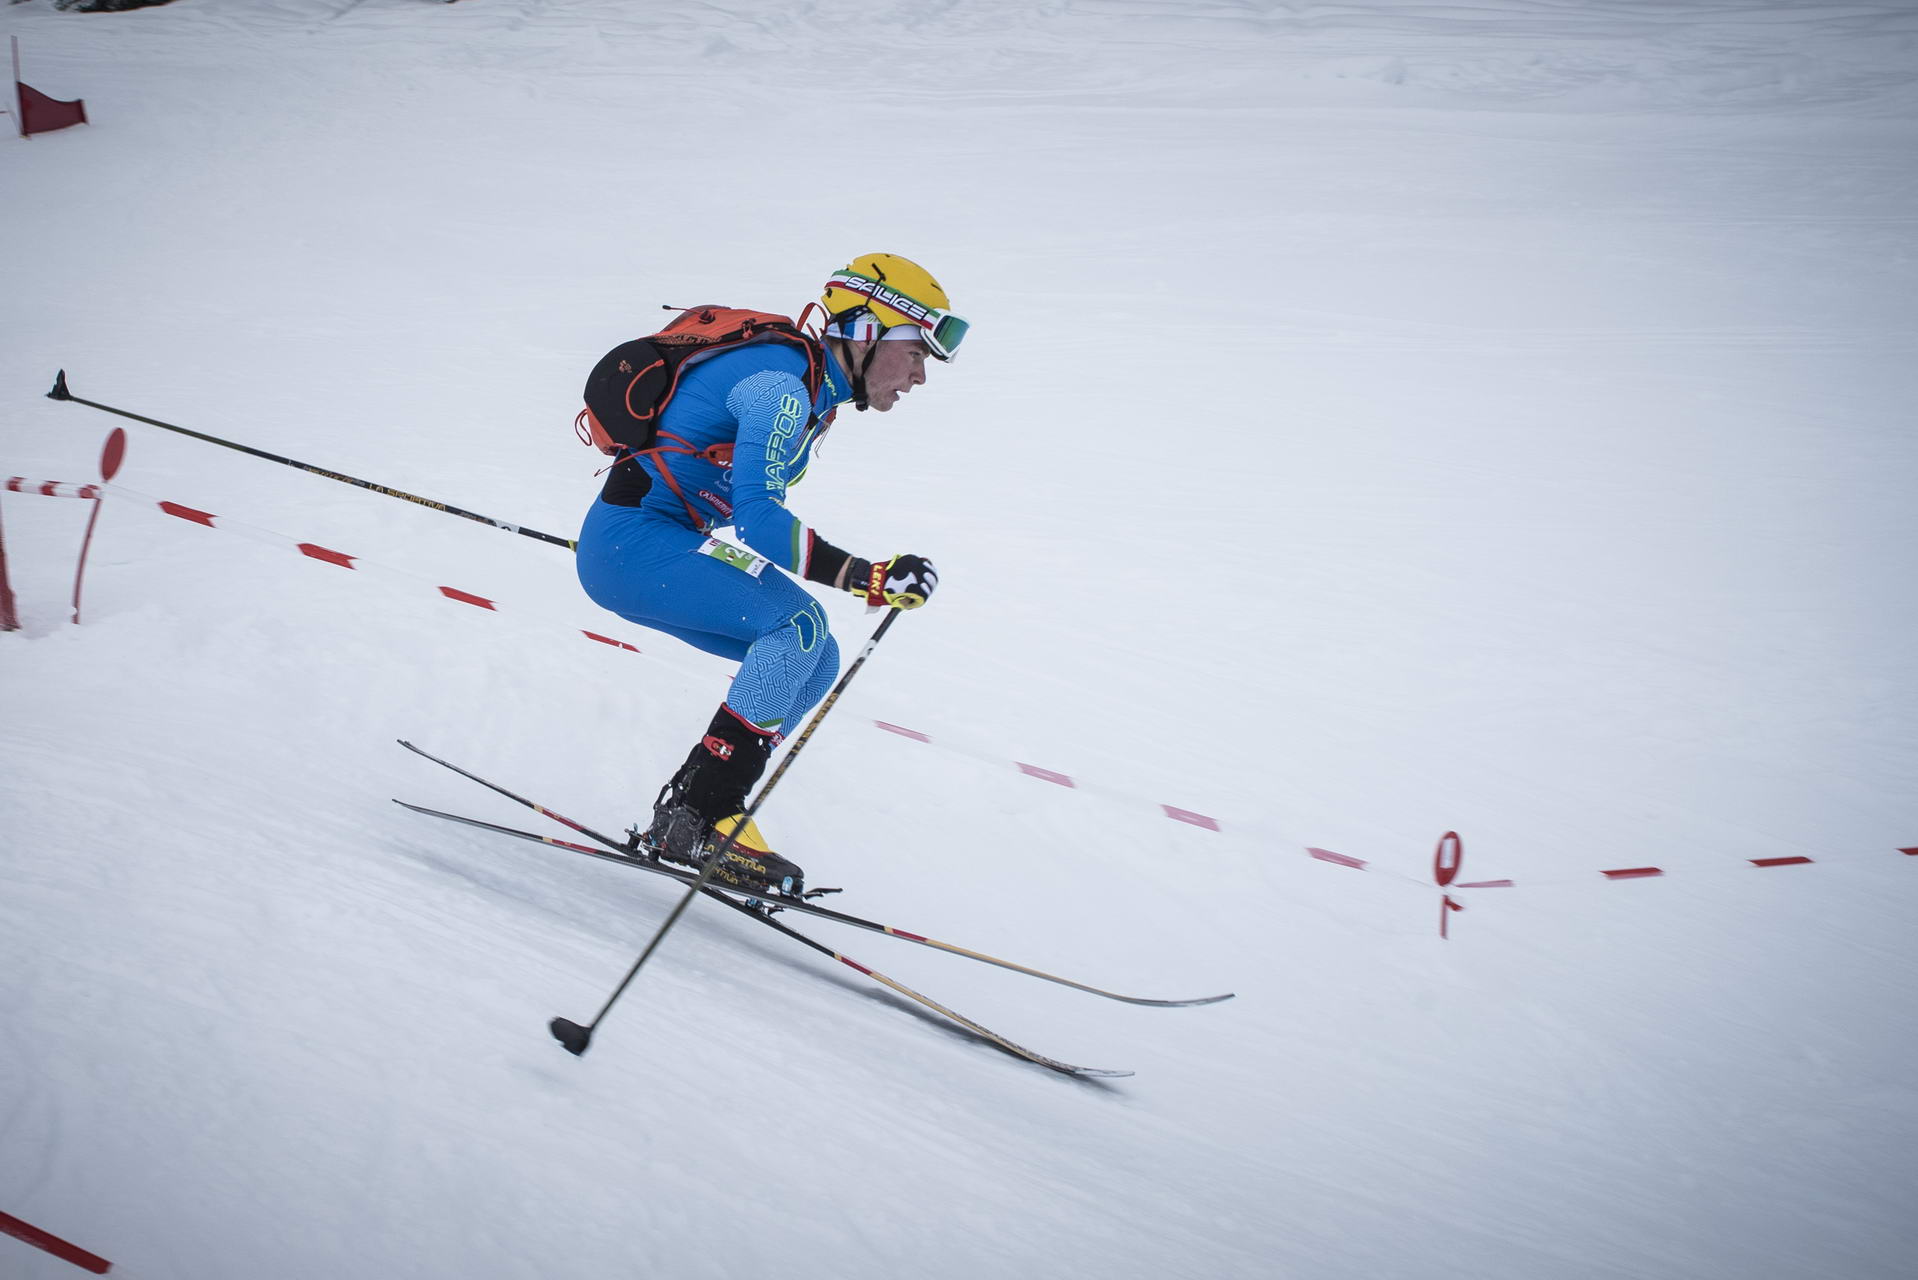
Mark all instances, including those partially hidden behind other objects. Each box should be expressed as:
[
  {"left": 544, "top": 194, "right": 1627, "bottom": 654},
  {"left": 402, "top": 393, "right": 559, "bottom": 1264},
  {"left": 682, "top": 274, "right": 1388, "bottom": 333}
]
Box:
[{"left": 698, "top": 537, "right": 768, "bottom": 577}]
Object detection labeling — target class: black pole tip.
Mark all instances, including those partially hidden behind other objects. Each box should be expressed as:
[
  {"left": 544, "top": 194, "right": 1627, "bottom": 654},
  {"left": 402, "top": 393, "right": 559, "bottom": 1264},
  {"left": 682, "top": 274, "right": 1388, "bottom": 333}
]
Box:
[
  {"left": 549, "top": 1017, "right": 592, "bottom": 1057},
  {"left": 48, "top": 370, "right": 71, "bottom": 401}
]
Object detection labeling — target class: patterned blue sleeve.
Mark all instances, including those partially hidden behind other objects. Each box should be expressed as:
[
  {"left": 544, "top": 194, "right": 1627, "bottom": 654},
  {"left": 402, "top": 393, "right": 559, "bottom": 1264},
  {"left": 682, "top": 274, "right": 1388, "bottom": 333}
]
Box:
[{"left": 726, "top": 367, "right": 821, "bottom": 574}]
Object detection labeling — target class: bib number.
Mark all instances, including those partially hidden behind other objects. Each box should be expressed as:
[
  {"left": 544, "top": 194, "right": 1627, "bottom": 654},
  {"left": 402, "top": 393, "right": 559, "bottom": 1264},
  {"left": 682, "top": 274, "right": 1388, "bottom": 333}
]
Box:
[{"left": 699, "top": 537, "right": 768, "bottom": 577}]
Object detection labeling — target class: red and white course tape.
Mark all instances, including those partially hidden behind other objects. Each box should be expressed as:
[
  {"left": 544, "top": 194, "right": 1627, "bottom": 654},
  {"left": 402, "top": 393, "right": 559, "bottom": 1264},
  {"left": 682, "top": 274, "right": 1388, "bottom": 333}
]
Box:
[
  {"left": 6, "top": 477, "right": 102, "bottom": 500},
  {"left": 107, "top": 481, "right": 646, "bottom": 658},
  {"left": 27, "top": 460, "right": 1910, "bottom": 941},
  {"left": 864, "top": 717, "right": 1914, "bottom": 935},
  {"left": 2, "top": 473, "right": 112, "bottom": 627}
]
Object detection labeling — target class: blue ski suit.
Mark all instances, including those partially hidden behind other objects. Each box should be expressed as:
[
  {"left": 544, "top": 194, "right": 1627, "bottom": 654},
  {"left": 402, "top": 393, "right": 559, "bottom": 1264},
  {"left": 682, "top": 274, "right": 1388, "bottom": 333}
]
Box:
[{"left": 574, "top": 341, "right": 858, "bottom": 736}]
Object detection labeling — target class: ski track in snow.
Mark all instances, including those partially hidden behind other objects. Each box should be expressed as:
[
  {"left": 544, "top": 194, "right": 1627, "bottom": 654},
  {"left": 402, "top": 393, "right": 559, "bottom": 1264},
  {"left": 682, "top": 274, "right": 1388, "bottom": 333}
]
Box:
[{"left": 2, "top": 2, "right": 1916, "bottom": 1278}]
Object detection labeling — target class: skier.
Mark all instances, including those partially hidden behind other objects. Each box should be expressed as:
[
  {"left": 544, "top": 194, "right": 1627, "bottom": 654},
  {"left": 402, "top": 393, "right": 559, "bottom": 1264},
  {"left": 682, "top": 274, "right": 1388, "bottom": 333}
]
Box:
[{"left": 573, "top": 253, "right": 967, "bottom": 896}]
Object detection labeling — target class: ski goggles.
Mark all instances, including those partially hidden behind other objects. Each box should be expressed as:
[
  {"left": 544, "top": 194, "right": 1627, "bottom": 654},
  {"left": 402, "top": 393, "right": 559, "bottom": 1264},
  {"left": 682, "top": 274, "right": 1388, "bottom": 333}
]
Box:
[{"left": 824, "top": 270, "right": 971, "bottom": 361}]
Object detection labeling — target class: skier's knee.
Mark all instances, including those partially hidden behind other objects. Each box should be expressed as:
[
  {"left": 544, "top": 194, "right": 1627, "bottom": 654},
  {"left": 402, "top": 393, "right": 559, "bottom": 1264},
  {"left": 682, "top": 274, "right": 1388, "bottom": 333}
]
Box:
[
  {"left": 777, "top": 599, "right": 829, "bottom": 655},
  {"left": 813, "top": 633, "right": 841, "bottom": 686}
]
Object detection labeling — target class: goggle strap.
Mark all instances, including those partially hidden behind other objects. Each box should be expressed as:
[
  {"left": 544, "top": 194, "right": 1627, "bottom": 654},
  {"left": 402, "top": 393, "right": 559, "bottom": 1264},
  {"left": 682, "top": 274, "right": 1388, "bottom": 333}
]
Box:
[{"left": 824, "top": 271, "right": 968, "bottom": 360}]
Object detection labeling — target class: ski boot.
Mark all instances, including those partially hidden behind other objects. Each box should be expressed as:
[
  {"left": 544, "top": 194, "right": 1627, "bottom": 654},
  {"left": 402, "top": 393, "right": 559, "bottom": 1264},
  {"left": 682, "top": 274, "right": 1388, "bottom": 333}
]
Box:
[
  {"left": 638, "top": 704, "right": 806, "bottom": 897},
  {"left": 703, "top": 813, "right": 807, "bottom": 898}
]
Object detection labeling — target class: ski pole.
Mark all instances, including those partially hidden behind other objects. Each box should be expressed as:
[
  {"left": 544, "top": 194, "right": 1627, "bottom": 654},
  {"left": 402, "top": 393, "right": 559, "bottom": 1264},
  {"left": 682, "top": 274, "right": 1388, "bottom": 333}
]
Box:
[
  {"left": 46, "top": 370, "right": 576, "bottom": 550},
  {"left": 549, "top": 607, "right": 903, "bottom": 1057}
]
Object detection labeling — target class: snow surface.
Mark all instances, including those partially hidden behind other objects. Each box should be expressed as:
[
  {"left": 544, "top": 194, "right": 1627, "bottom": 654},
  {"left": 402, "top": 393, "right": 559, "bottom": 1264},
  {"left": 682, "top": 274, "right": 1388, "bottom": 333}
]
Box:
[{"left": 3, "top": 1, "right": 1916, "bottom": 1277}]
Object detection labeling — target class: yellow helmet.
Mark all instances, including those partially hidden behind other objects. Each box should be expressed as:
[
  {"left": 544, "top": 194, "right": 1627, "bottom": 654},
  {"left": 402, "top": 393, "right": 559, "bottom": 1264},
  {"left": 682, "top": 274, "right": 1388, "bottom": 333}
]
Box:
[{"left": 821, "top": 252, "right": 969, "bottom": 361}]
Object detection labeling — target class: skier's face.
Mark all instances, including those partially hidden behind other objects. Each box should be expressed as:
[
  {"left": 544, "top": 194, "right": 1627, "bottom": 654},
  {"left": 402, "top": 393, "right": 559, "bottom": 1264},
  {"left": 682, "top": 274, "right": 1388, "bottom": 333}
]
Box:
[{"left": 861, "top": 336, "right": 930, "bottom": 412}]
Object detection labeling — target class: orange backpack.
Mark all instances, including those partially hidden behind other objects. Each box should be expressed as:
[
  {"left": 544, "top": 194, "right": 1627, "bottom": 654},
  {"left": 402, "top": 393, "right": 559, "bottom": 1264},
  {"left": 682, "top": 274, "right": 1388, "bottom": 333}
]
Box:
[{"left": 577, "top": 306, "right": 825, "bottom": 459}]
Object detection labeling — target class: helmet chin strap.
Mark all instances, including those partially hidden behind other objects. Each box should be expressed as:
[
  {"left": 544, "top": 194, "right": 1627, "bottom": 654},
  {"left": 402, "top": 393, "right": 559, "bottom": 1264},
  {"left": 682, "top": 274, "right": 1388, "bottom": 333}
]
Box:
[
  {"left": 852, "top": 339, "right": 883, "bottom": 411},
  {"left": 828, "top": 310, "right": 886, "bottom": 411}
]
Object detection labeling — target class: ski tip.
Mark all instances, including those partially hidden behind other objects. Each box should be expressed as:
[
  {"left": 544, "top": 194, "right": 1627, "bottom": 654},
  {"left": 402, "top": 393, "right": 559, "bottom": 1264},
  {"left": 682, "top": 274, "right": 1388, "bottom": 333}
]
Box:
[
  {"left": 1074, "top": 1067, "right": 1135, "bottom": 1079},
  {"left": 1116, "top": 991, "right": 1235, "bottom": 1008}
]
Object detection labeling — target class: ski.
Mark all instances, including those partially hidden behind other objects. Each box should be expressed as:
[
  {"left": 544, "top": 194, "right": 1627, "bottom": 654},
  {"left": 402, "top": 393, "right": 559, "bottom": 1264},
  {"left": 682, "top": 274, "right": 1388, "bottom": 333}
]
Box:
[
  {"left": 395, "top": 740, "right": 1232, "bottom": 1008},
  {"left": 395, "top": 799, "right": 1131, "bottom": 1077}
]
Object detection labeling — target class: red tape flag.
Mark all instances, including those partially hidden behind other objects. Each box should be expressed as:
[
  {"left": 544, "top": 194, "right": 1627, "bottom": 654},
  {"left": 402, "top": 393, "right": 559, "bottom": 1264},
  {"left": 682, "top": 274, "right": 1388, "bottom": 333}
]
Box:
[
  {"left": 0, "top": 1209, "right": 111, "bottom": 1273},
  {"left": 1161, "top": 804, "right": 1220, "bottom": 831}
]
